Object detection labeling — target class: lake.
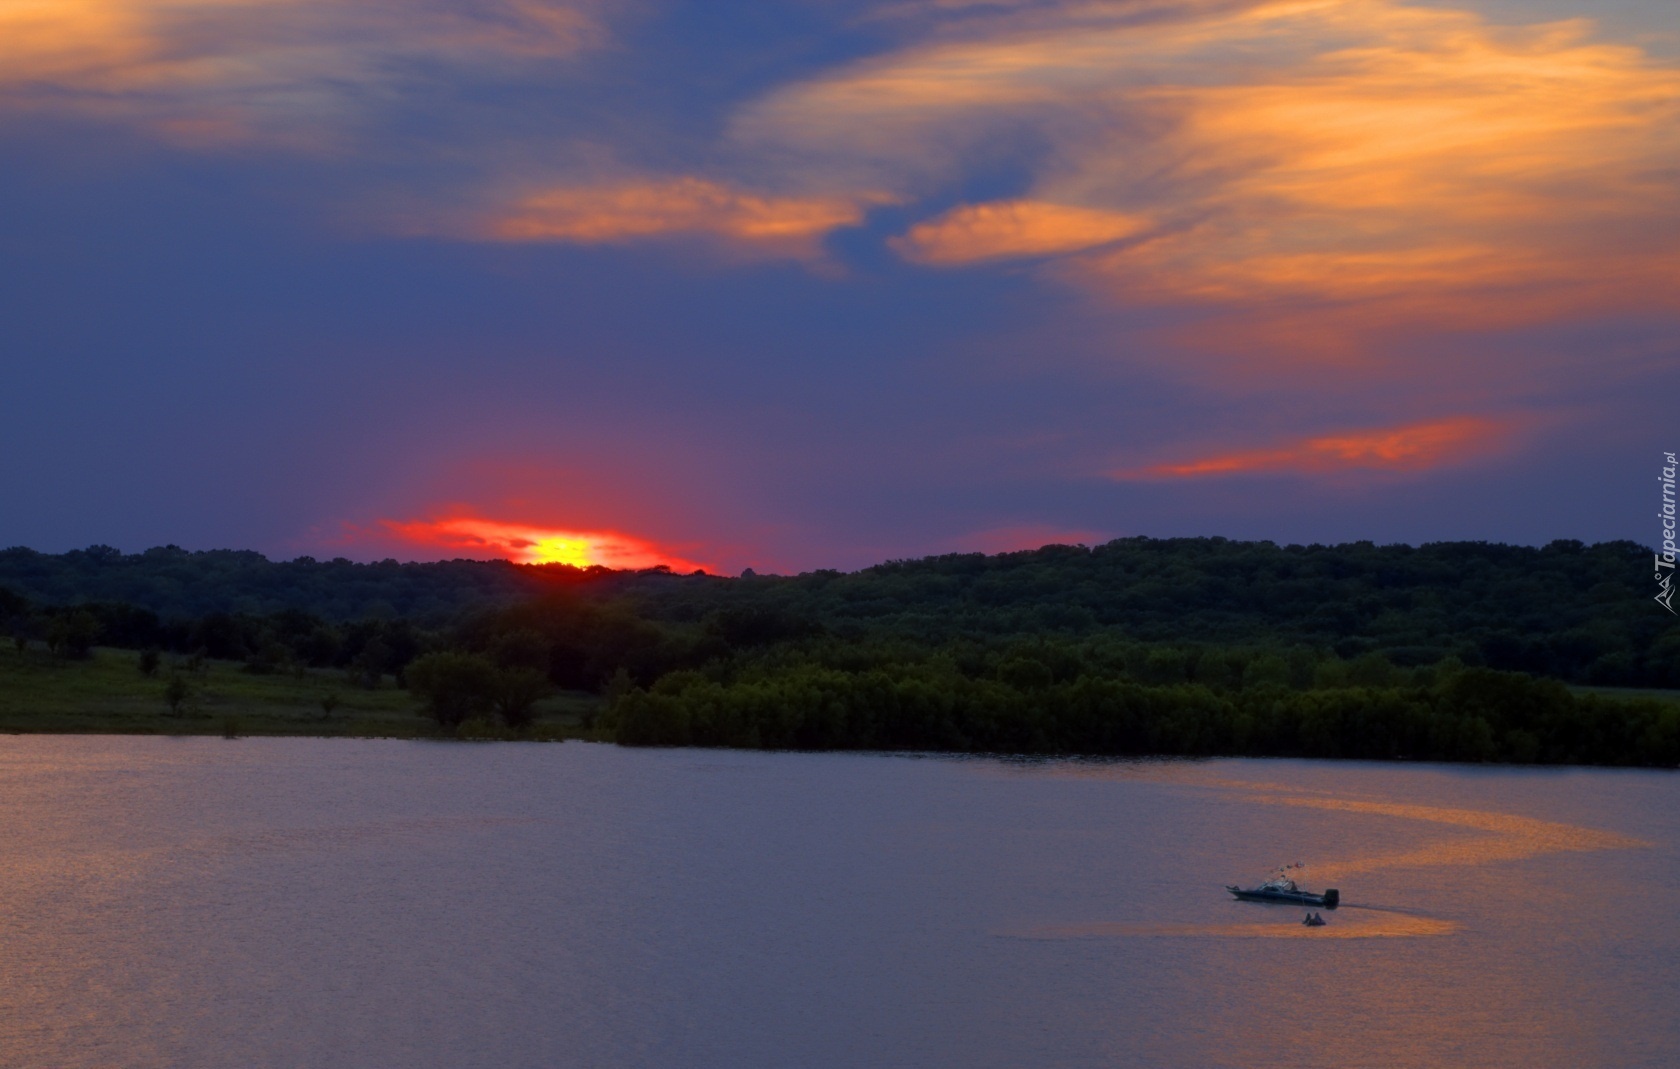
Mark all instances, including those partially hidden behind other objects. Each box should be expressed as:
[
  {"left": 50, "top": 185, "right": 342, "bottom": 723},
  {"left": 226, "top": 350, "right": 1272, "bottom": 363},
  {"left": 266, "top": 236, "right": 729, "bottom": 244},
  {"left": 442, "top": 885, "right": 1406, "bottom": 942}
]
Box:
[{"left": 0, "top": 738, "right": 1674, "bottom": 1068}]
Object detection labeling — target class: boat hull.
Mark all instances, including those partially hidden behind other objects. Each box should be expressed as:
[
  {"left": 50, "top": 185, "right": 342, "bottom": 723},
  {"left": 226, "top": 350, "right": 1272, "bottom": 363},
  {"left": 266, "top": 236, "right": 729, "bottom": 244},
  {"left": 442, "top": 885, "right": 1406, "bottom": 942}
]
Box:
[{"left": 1227, "top": 886, "right": 1339, "bottom": 908}]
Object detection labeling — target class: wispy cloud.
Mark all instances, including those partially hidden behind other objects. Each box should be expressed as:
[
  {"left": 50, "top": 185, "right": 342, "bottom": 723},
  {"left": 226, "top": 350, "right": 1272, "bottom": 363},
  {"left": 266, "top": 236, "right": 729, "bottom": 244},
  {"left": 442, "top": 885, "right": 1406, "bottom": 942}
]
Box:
[
  {"left": 737, "top": 0, "right": 1680, "bottom": 343},
  {"left": 479, "top": 177, "right": 887, "bottom": 259},
  {"left": 0, "top": 0, "right": 610, "bottom": 144},
  {"left": 1114, "top": 415, "right": 1516, "bottom": 479},
  {"left": 16, "top": 0, "right": 1674, "bottom": 321},
  {"left": 891, "top": 200, "right": 1146, "bottom": 264}
]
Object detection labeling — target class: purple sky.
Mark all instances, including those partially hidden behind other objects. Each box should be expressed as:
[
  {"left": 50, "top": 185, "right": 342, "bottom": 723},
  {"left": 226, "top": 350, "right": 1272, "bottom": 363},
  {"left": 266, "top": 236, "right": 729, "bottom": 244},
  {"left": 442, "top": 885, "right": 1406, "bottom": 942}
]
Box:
[{"left": 2, "top": 0, "right": 1676, "bottom": 572}]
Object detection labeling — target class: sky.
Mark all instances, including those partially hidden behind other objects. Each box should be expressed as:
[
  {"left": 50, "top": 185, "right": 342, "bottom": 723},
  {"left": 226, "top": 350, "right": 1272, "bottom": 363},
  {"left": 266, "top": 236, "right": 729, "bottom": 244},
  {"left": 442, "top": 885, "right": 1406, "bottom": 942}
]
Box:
[{"left": 1, "top": 0, "right": 1676, "bottom": 573}]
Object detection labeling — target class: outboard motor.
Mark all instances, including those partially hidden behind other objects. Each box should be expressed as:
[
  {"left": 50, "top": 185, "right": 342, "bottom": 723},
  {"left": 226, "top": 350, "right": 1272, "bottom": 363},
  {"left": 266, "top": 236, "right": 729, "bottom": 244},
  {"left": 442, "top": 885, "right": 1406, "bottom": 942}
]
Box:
[{"left": 1323, "top": 888, "right": 1340, "bottom": 910}]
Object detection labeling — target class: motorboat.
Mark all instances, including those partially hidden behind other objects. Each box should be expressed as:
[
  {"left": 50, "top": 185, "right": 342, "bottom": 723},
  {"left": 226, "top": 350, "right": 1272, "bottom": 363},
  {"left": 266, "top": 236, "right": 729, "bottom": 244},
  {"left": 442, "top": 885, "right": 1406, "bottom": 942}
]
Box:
[{"left": 1227, "top": 864, "right": 1339, "bottom": 909}]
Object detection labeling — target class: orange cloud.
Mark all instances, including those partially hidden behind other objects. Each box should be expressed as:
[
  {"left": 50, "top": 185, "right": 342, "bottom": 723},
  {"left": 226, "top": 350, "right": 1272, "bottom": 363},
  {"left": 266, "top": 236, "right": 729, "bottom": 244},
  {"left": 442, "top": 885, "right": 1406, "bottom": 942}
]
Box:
[
  {"left": 891, "top": 200, "right": 1147, "bottom": 264},
  {"left": 484, "top": 177, "right": 882, "bottom": 258},
  {"left": 377, "top": 513, "right": 712, "bottom": 572},
  {"left": 738, "top": 0, "right": 1680, "bottom": 341},
  {"left": 1116, "top": 415, "right": 1513, "bottom": 479},
  {"left": 1074, "top": 9, "right": 1680, "bottom": 321},
  {"left": 0, "top": 0, "right": 606, "bottom": 144}
]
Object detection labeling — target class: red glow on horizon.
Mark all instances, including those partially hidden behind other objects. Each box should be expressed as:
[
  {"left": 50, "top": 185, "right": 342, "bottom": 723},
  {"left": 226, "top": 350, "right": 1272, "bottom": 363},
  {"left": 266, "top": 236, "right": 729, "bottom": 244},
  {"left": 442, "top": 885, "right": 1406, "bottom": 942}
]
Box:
[
  {"left": 376, "top": 514, "right": 712, "bottom": 572},
  {"left": 1118, "top": 416, "right": 1512, "bottom": 480}
]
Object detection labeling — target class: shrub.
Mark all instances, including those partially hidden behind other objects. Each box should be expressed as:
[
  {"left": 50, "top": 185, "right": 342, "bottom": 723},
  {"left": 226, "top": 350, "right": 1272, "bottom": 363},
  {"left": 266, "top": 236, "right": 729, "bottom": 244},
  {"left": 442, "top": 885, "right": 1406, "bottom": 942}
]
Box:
[
  {"left": 163, "top": 674, "right": 191, "bottom": 716},
  {"left": 46, "top": 610, "right": 99, "bottom": 659},
  {"left": 491, "top": 667, "right": 549, "bottom": 729},
  {"left": 406, "top": 651, "right": 497, "bottom": 728}
]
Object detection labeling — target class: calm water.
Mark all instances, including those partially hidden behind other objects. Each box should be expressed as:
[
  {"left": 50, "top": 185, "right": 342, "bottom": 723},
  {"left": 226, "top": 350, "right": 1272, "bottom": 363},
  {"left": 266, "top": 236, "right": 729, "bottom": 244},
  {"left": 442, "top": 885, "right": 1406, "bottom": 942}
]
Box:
[{"left": 0, "top": 739, "right": 1674, "bottom": 1068}]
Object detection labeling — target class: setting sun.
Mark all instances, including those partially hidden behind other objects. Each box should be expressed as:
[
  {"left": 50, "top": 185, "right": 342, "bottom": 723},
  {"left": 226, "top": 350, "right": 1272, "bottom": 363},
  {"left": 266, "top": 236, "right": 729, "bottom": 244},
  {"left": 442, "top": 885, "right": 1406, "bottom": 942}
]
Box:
[{"left": 377, "top": 514, "right": 711, "bottom": 572}]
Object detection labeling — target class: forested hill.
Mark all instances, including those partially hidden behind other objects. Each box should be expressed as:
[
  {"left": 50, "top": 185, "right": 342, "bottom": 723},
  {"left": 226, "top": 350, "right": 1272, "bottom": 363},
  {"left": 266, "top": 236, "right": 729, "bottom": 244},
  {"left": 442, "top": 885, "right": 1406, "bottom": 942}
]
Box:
[
  {"left": 0, "top": 545, "right": 553, "bottom": 619},
  {"left": 640, "top": 538, "right": 1662, "bottom": 662},
  {"left": 1, "top": 538, "right": 1673, "bottom": 685}
]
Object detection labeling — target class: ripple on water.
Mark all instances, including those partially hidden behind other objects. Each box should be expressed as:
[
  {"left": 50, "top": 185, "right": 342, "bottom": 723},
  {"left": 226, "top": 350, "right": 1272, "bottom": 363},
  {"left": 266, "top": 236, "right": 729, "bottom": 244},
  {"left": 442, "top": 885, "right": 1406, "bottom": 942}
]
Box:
[{"left": 1011, "top": 905, "right": 1460, "bottom": 941}]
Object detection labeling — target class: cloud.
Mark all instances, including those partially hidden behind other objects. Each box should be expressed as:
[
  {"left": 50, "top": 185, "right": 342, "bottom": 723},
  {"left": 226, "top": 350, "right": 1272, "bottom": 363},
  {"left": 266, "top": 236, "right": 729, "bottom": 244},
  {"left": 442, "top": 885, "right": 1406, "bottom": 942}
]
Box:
[
  {"left": 480, "top": 177, "right": 886, "bottom": 259},
  {"left": 736, "top": 0, "right": 1680, "bottom": 343},
  {"left": 1114, "top": 415, "right": 1515, "bottom": 479},
  {"left": 891, "top": 200, "right": 1147, "bottom": 264},
  {"left": 365, "top": 511, "right": 713, "bottom": 571},
  {"left": 17, "top": 0, "right": 1674, "bottom": 325},
  {"left": 0, "top": 0, "right": 608, "bottom": 144}
]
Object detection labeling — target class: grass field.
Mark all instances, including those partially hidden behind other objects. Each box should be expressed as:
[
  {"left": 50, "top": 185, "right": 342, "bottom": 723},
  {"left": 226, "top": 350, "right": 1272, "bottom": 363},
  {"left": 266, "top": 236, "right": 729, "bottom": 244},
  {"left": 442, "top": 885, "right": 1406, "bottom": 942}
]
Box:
[{"left": 0, "top": 645, "right": 604, "bottom": 739}]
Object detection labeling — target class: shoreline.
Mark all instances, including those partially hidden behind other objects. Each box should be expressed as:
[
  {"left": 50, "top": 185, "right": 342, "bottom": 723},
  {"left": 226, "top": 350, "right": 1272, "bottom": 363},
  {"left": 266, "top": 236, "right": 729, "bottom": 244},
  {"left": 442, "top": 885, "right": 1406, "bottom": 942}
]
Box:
[
  {"left": 5, "top": 646, "right": 1676, "bottom": 768},
  {"left": 0, "top": 726, "right": 1673, "bottom": 772}
]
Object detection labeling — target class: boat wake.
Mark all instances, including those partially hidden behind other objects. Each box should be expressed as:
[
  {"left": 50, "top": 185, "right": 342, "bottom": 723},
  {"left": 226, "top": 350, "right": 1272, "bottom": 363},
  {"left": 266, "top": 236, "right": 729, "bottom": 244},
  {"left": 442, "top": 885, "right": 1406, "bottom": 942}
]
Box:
[
  {"left": 1005, "top": 908, "right": 1458, "bottom": 941},
  {"left": 992, "top": 762, "right": 1646, "bottom": 947},
  {"left": 1203, "top": 776, "right": 1649, "bottom": 881}
]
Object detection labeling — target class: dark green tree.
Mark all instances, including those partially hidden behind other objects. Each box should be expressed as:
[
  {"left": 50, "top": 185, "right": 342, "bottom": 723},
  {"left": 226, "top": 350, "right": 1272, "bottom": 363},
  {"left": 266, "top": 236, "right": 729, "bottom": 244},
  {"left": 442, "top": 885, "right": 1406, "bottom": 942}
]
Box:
[
  {"left": 163, "top": 674, "right": 191, "bottom": 716},
  {"left": 406, "top": 651, "right": 497, "bottom": 728},
  {"left": 0, "top": 588, "right": 29, "bottom": 655},
  {"left": 9, "top": 614, "right": 33, "bottom": 655},
  {"left": 489, "top": 629, "right": 549, "bottom": 672},
  {"left": 351, "top": 636, "right": 391, "bottom": 689},
  {"left": 491, "top": 668, "right": 550, "bottom": 729},
  {"left": 46, "top": 610, "right": 100, "bottom": 659}
]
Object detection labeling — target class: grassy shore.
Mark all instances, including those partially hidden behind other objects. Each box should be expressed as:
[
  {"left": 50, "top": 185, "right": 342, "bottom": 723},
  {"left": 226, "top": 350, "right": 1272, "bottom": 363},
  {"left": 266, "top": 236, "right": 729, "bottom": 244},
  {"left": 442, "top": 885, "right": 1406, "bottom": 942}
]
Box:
[
  {"left": 5, "top": 644, "right": 1676, "bottom": 758},
  {"left": 0, "top": 645, "right": 603, "bottom": 739}
]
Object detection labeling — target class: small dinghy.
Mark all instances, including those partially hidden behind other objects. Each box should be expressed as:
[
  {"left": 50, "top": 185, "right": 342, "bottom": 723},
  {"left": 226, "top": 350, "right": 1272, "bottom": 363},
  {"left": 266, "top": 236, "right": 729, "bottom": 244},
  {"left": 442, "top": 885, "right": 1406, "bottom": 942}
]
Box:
[
  {"left": 1302, "top": 912, "right": 1327, "bottom": 927},
  {"left": 1227, "top": 863, "right": 1340, "bottom": 909}
]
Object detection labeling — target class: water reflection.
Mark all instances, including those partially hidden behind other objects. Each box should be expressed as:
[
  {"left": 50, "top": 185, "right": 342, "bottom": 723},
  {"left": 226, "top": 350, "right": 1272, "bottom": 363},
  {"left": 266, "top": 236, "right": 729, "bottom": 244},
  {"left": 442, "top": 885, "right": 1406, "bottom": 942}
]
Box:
[
  {"left": 1178, "top": 774, "right": 1649, "bottom": 885},
  {"left": 1017, "top": 905, "right": 1459, "bottom": 941},
  {"left": 1021, "top": 761, "right": 1651, "bottom": 878},
  {"left": 0, "top": 740, "right": 1673, "bottom": 1069}
]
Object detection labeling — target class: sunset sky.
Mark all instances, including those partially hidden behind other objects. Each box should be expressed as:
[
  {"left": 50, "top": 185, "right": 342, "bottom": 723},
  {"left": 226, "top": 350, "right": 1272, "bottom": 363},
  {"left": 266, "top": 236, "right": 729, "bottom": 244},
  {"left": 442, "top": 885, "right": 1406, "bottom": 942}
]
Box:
[{"left": 2, "top": 0, "right": 1676, "bottom": 572}]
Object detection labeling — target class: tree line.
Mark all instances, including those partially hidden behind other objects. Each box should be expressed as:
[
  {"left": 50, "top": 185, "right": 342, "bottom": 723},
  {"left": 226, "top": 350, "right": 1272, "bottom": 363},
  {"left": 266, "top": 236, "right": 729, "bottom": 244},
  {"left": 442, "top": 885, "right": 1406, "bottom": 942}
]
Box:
[
  {"left": 3, "top": 536, "right": 1677, "bottom": 763},
  {"left": 604, "top": 645, "right": 1678, "bottom": 766},
  {"left": 5, "top": 537, "right": 1674, "bottom": 686}
]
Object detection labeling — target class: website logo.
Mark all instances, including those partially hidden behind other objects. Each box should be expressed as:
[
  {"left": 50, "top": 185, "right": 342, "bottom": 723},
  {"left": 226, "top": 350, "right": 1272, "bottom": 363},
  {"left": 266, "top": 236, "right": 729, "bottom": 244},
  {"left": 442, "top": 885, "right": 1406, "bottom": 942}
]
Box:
[{"left": 1658, "top": 451, "right": 1676, "bottom": 613}]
